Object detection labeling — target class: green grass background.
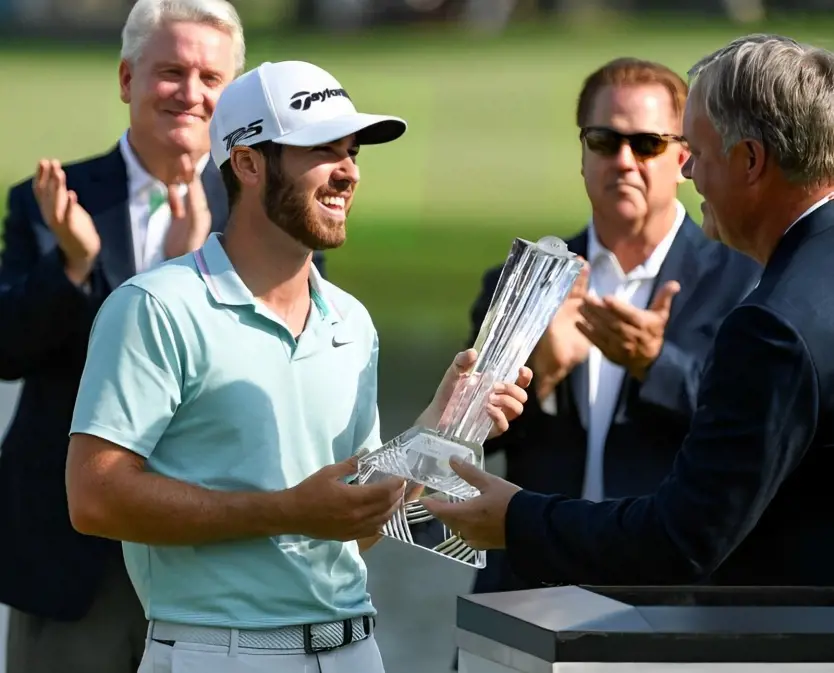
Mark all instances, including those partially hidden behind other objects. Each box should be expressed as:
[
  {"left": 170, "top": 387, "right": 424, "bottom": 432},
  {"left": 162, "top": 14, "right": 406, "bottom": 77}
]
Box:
[{"left": 1, "top": 16, "right": 830, "bottom": 434}]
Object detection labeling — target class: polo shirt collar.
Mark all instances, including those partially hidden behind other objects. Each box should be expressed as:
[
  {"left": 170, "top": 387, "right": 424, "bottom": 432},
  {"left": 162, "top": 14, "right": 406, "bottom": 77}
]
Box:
[
  {"left": 308, "top": 256, "right": 340, "bottom": 324},
  {"left": 194, "top": 233, "right": 341, "bottom": 326}
]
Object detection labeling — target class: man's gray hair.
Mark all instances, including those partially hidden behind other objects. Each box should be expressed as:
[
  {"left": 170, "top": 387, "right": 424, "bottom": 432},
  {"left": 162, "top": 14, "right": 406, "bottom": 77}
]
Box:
[
  {"left": 688, "top": 33, "right": 834, "bottom": 186},
  {"left": 121, "top": 0, "right": 245, "bottom": 76}
]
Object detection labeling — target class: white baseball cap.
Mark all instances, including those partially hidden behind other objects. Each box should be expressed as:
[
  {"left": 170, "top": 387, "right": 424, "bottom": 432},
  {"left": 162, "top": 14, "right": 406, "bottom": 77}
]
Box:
[{"left": 210, "top": 60, "right": 407, "bottom": 167}]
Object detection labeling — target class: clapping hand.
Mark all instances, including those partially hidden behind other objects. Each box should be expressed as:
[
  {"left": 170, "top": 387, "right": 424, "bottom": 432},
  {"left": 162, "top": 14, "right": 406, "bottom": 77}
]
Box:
[
  {"left": 577, "top": 280, "right": 680, "bottom": 380},
  {"left": 163, "top": 155, "right": 212, "bottom": 260},
  {"left": 32, "top": 159, "right": 100, "bottom": 286}
]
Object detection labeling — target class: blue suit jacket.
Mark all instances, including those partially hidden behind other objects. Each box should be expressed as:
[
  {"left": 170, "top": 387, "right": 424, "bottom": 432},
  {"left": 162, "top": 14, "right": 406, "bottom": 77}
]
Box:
[
  {"left": 505, "top": 201, "right": 834, "bottom": 587},
  {"left": 0, "top": 145, "right": 325, "bottom": 620}
]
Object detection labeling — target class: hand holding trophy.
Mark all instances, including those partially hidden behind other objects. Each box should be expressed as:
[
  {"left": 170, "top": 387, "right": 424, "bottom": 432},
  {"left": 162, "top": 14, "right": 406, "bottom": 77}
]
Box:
[{"left": 356, "top": 236, "right": 583, "bottom": 568}]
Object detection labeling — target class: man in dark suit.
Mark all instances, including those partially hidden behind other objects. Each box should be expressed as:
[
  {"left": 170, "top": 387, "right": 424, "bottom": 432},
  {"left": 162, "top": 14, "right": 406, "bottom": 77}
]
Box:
[
  {"left": 0, "top": 2, "right": 319, "bottom": 672},
  {"left": 466, "top": 57, "right": 760, "bottom": 597},
  {"left": 424, "top": 34, "right": 834, "bottom": 588}
]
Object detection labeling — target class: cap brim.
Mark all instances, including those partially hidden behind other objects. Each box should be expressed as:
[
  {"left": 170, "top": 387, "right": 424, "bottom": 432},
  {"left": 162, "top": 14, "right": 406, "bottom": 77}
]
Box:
[{"left": 274, "top": 113, "right": 407, "bottom": 147}]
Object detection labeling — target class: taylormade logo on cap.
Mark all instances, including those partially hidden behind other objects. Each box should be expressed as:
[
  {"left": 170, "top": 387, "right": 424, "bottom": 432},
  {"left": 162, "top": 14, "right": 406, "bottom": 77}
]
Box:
[
  {"left": 289, "top": 88, "right": 351, "bottom": 111},
  {"left": 210, "top": 60, "right": 407, "bottom": 168}
]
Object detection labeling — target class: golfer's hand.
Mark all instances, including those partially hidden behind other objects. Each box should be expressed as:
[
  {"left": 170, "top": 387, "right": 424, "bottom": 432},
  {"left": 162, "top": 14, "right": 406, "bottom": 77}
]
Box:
[
  {"left": 164, "top": 155, "right": 212, "bottom": 259},
  {"left": 420, "top": 457, "right": 520, "bottom": 549},
  {"left": 418, "top": 349, "right": 533, "bottom": 439},
  {"left": 33, "top": 159, "right": 100, "bottom": 286},
  {"left": 285, "top": 456, "right": 406, "bottom": 541}
]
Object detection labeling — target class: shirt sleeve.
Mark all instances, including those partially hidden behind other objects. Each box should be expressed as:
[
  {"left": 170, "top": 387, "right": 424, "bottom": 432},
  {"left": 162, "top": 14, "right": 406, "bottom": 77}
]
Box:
[{"left": 70, "top": 284, "right": 184, "bottom": 459}]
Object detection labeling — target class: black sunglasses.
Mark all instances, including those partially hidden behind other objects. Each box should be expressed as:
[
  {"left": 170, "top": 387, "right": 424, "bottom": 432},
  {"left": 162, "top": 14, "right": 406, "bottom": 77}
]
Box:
[{"left": 579, "top": 127, "right": 686, "bottom": 160}]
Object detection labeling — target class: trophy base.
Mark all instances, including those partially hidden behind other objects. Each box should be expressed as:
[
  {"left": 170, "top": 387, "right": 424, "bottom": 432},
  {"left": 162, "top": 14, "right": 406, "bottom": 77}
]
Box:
[{"left": 355, "top": 427, "right": 487, "bottom": 569}]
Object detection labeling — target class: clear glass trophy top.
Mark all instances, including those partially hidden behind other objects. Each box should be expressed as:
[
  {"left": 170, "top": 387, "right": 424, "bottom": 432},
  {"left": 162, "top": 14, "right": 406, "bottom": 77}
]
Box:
[{"left": 356, "top": 236, "right": 583, "bottom": 567}]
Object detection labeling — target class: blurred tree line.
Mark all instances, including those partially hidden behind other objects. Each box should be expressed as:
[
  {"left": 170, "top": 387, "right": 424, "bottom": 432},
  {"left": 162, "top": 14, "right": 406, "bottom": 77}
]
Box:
[{"left": 1, "top": 0, "right": 833, "bottom": 40}]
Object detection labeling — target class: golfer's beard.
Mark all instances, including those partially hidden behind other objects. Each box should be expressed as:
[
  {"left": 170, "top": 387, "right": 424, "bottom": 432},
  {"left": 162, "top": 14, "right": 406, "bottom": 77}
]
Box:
[{"left": 263, "top": 174, "right": 347, "bottom": 251}]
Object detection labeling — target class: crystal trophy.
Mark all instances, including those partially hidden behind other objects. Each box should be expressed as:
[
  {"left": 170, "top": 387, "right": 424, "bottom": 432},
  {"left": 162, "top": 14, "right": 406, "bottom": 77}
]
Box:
[{"left": 355, "top": 236, "right": 583, "bottom": 568}]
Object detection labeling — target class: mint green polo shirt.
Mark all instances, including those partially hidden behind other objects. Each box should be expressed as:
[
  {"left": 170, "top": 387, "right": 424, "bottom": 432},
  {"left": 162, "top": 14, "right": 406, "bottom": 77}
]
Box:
[{"left": 70, "top": 233, "right": 381, "bottom": 628}]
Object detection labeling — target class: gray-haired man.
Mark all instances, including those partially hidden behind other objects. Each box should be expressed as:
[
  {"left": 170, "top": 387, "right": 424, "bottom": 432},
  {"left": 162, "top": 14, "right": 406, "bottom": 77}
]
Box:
[{"left": 0, "top": 1, "right": 246, "bottom": 671}]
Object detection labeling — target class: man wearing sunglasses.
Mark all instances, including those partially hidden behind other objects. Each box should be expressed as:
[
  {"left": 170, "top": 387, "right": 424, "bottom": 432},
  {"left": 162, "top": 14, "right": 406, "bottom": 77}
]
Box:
[{"left": 463, "top": 57, "right": 760, "bottom": 597}]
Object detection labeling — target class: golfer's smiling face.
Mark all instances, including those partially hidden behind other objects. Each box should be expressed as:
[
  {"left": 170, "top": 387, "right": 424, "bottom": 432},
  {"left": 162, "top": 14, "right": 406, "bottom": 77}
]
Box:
[
  {"left": 289, "top": 137, "right": 359, "bottom": 219},
  {"left": 119, "top": 20, "right": 237, "bottom": 157},
  {"left": 277, "top": 135, "right": 360, "bottom": 250}
]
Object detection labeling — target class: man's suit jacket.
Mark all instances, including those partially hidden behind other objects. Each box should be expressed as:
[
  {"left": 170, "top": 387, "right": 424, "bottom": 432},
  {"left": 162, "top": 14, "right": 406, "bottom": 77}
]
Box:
[
  {"left": 471, "top": 215, "right": 760, "bottom": 499},
  {"left": 0, "top": 144, "right": 326, "bottom": 621},
  {"left": 505, "top": 200, "right": 834, "bottom": 587}
]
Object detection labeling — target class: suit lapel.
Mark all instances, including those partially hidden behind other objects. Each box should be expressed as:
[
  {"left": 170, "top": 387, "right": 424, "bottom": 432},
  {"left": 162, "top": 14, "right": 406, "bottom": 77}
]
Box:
[
  {"left": 85, "top": 146, "right": 135, "bottom": 292},
  {"left": 645, "top": 216, "right": 700, "bottom": 329}
]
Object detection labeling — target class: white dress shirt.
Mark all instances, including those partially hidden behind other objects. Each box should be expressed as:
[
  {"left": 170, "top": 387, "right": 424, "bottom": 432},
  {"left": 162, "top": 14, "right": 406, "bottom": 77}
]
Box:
[
  {"left": 561, "top": 200, "right": 686, "bottom": 502},
  {"left": 785, "top": 193, "right": 834, "bottom": 237},
  {"left": 118, "top": 132, "right": 210, "bottom": 274}
]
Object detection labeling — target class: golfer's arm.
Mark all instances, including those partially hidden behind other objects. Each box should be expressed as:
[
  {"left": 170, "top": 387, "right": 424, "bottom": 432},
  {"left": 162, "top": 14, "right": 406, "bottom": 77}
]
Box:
[{"left": 66, "top": 433, "right": 302, "bottom": 545}]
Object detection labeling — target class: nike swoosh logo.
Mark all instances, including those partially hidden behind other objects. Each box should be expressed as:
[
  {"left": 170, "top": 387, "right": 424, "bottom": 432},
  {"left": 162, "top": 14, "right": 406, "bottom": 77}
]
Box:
[{"left": 332, "top": 337, "right": 351, "bottom": 347}]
